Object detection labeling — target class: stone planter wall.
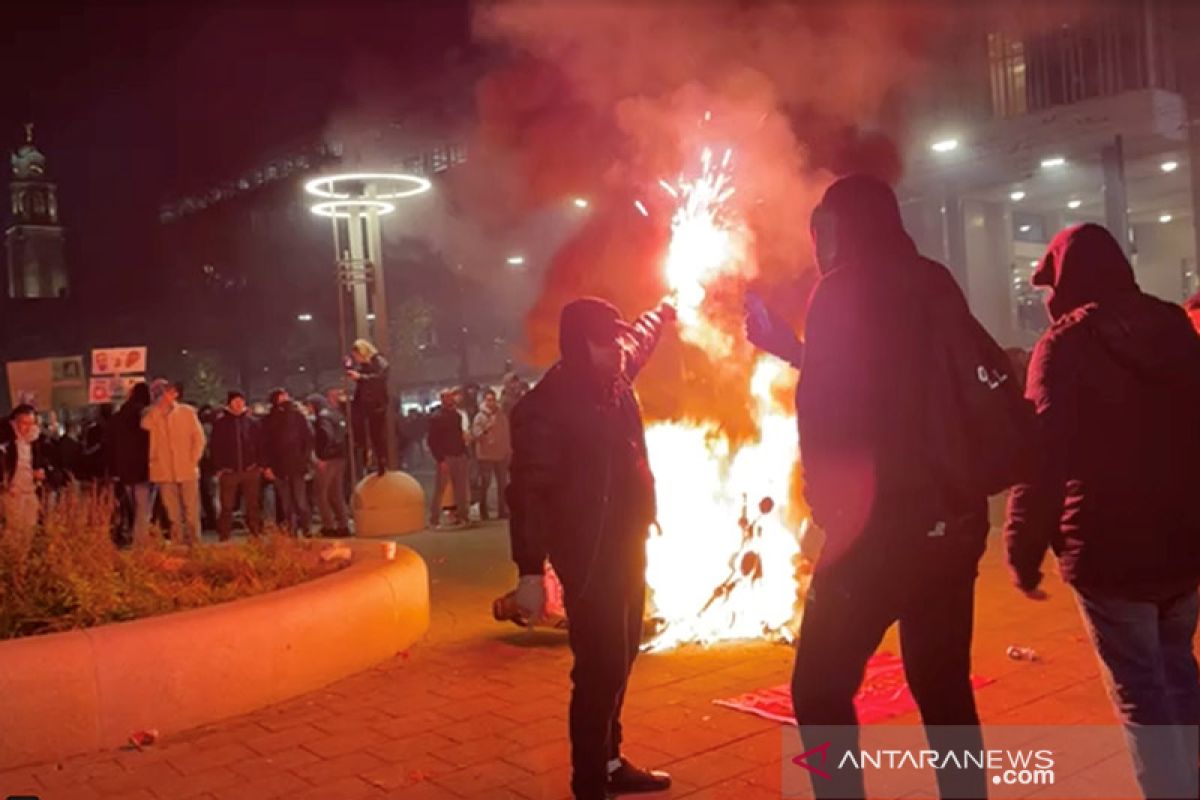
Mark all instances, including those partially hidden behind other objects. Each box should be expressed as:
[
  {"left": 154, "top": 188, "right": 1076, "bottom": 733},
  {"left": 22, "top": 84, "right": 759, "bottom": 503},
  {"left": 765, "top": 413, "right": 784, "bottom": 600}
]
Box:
[{"left": 0, "top": 543, "right": 429, "bottom": 769}]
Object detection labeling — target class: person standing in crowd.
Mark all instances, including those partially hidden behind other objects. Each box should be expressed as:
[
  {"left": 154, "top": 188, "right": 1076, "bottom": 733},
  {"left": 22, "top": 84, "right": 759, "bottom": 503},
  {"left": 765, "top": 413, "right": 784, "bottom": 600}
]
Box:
[
  {"left": 38, "top": 411, "right": 66, "bottom": 491},
  {"left": 262, "top": 388, "right": 314, "bottom": 536},
  {"left": 82, "top": 404, "right": 114, "bottom": 487},
  {"left": 509, "top": 297, "right": 676, "bottom": 800},
  {"left": 460, "top": 384, "right": 483, "bottom": 514},
  {"left": 427, "top": 389, "right": 470, "bottom": 528},
  {"left": 347, "top": 339, "right": 390, "bottom": 476},
  {"left": 1006, "top": 224, "right": 1200, "bottom": 800},
  {"left": 57, "top": 421, "right": 86, "bottom": 484},
  {"left": 197, "top": 405, "right": 219, "bottom": 534},
  {"left": 472, "top": 388, "right": 511, "bottom": 520},
  {"left": 140, "top": 379, "right": 206, "bottom": 545},
  {"left": 210, "top": 390, "right": 263, "bottom": 541},
  {"left": 112, "top": 382, "right": 153, "bottom": 544},
  {"left": 324, "top": 387, "right": 353, "bottom": 498},
  {"left": 1, "top": 404, "right": 50, "bottom": 530},
  {"left": 401, "top": 408, "right": 429, "bottom": 469},
  {"left": 307, "top": 393, "right": 351, "bottom": 537},
  {"left": 500, "top": 371, "right": 529, "bottom": 416},
  {"left": 772, "top": 176, "right": 989, "bottom": 800}
]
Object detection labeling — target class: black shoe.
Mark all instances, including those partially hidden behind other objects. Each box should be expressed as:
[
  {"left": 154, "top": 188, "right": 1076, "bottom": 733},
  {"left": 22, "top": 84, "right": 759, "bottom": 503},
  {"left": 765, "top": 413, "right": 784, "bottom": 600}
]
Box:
[{"left": 607, "top": 758, "right": 671, "bottom": 794}]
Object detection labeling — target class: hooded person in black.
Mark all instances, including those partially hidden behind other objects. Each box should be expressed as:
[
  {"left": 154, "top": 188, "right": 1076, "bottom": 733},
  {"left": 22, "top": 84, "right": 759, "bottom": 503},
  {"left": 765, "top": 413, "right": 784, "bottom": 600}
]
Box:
[
  {"left": 784, "top": 175, "right": 988, "bottom": 800},
  {"left": 1005, "top": 223, "right": 1200, "bottom": 800},
  {"left": 211, "top": 390, "right": 264, "bottom": 541},
  {"left": 507, "top": 296, "right": 675, "bottom": 800},
  {"left": 306, "top": 393, "right": 351, "bottom": 537},
  {"left": 111, "top": 382, "right": 153, "bottom": 544},
  {"left": 262, "top": 388, "right": 314, "bottom": 536}
]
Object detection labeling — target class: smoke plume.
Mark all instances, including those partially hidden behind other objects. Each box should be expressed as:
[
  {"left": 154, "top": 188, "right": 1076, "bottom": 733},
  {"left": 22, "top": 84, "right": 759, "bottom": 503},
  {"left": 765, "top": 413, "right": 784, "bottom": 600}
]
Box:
[{"left": 461, "top": 0, "right": 971, "bottom": 434}]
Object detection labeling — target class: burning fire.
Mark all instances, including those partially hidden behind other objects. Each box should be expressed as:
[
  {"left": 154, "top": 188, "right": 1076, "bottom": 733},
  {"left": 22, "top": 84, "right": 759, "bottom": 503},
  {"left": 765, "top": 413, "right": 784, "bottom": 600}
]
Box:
[{"left": 642, "top": 148, "right": 804, "bottom": 650}]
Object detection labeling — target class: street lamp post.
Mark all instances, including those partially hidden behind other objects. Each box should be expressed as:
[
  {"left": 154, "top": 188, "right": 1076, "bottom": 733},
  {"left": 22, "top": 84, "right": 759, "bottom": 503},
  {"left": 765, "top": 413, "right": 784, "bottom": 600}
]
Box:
[{"left": 304, "top": 172, "right": 430, "bottom": 482}]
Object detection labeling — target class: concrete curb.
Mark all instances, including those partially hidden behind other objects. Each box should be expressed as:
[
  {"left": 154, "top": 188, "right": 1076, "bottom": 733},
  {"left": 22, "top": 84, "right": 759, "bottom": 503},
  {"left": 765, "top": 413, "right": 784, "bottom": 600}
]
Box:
[{"left": 0, "top": 541, "right": 429, "bottom": 769}]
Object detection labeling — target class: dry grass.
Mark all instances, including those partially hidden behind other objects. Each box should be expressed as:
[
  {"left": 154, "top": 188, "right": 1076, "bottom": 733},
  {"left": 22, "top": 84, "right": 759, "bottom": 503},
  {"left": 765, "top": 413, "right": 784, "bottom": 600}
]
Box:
[{"left": 0, "top": 488, "right": 350, "bottom": 640}]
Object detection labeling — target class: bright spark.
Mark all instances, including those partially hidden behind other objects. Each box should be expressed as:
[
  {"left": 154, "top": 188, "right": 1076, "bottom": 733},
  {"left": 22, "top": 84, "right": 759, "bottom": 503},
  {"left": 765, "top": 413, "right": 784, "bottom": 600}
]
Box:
[{"left": 644, "top": 145, "right": 804, "bottom": 649}]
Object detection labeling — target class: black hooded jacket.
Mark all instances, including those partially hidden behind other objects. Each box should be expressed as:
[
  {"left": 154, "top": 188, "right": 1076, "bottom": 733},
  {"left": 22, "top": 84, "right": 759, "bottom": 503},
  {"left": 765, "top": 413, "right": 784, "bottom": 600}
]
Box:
[
  {"left": 307, "top": 395, "right": 347, "bottom": 461},
  {"left": 1005, "top": 224, "right": 1200, "bottom": 597},
  {"left": 507, "top": 299, "right": 669, "bottom": 594},
  {"left": 210, "top": 407, "right": 262, "bottom": 472},
  {"left": 798, "top": 175, "right": 989, "bottom": 573},
  {"left": 110, "top": 387, "right": 151, "bottom": 485},
  {"left": 426, "top": 404, "right": 467, "bottom": 462},
  {"left": 262, "top": 402, "right": 314, "bottom": 478},
  {"left": 352, "top": 354, "right": 389, "bottom": 412}
]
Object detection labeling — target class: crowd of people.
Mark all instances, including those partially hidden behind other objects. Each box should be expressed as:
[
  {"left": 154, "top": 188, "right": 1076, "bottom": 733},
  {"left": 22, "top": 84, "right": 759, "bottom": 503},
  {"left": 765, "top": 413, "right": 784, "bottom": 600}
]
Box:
[
  {"left": 0, "top": 334, "right": 531, "bottom": 546},
  {"left": 424, "top": 372, "right": 527, "bottom": 528},
  {"left": 0, "top": 380, "right": 357, "bottom": 542}
]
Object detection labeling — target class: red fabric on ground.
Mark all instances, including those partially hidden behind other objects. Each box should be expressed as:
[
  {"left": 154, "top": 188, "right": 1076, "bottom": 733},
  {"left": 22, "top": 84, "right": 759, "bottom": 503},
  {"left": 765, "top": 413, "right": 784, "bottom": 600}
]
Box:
[{"left": 713, "top": 651, "right": 994, "bottom": 725}]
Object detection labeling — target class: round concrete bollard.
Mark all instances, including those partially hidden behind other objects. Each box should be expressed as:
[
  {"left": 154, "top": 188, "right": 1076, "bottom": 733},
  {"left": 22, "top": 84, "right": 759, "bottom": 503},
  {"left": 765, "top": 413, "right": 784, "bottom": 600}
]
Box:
[{"left": 352, "top": 470, "right": 427, "bottom": 537}]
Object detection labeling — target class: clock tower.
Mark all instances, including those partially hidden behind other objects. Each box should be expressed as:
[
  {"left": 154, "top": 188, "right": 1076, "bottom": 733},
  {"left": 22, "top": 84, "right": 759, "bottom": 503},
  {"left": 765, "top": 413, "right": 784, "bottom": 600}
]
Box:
[{"left": 6, "top": 123, "right": 68, "bottom": 299}]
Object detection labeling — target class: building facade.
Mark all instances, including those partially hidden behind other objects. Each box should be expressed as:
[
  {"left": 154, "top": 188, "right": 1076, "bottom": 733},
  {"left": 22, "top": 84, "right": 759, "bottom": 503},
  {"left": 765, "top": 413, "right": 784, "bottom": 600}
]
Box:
[{"left": 899, "top": 0, "right": 1198, "bottom": 348}]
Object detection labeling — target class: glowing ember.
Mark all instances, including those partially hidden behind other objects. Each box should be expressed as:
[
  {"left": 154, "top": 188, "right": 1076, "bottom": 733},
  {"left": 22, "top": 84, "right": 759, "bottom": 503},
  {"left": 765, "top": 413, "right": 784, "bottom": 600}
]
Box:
[{"left": 643, "top": 148, "right": 803, "bottom": 650}]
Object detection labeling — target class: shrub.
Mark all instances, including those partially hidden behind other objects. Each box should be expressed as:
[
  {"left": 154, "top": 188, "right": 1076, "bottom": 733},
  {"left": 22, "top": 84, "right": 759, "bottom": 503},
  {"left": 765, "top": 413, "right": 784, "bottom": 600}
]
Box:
[{"left": 0, "top": 488, "right": 350, "bottom": 640}]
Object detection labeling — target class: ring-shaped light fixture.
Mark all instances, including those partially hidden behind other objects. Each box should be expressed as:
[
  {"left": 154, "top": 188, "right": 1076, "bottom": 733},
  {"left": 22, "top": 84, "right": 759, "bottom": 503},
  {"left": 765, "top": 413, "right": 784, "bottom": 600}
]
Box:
[
  {"left": 309, "top": 199, "right": 397, "bottom": 219},
  {"left": 304, "top": 172, "right": 432, "bottom": 201}
]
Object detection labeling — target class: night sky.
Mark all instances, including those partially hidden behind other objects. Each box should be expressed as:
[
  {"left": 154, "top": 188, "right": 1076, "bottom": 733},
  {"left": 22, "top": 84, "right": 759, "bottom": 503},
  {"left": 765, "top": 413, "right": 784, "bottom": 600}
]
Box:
[{"left": 0, "top": 1, "right": 471, "bottom": 306}]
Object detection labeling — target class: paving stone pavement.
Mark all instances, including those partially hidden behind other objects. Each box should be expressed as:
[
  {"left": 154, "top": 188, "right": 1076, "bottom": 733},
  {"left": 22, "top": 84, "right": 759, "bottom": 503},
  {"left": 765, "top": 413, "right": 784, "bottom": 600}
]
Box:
[{"left": 2, "top": 518, "right": 1187, "bottom": 800}]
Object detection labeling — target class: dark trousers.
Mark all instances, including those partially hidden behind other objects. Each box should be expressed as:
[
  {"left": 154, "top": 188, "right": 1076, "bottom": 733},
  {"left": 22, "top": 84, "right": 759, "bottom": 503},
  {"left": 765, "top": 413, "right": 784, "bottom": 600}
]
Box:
[
  {"left": 477, "top": 459, "right": 510, "bottom": 518},
  {"left": 560, "top": 566, "right": 645, "bottom": 799},
  {"left": 274, "top": 472, "right": 310, "bottom": 535},
  {"left": 217, "top": 468, "right": 262, "bottom": 540},
  {"left": 791, "top": 553, "right": 985, "bottom": 800},
  {"left": 354, "top": 405, "right": 388, "bottom": 473},
  {"left": 199, "top": 470, "right": 217, "bottom": 532},
  {"left": 431, "top": 455, "right": 470, "bottom": 524},
  {"left": 1076, "top": 586, "right": 1200, "bottom": 800},
  {"left": 313, "top": 458, "right": 349, "bottom": 531}
]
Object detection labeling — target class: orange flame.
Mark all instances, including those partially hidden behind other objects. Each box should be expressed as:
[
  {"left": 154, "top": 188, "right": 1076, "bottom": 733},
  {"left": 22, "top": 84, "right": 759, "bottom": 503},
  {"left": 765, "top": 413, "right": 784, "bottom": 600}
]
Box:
[{"left": 644, "top": 147, "right": 803, "bottom": 649}]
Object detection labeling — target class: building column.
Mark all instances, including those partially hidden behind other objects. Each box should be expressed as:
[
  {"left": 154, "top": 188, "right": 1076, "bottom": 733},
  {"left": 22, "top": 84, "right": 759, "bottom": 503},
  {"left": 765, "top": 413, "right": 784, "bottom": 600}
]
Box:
[
  {"left": 899, "top": 195, "right": 946, "bottom": 264},
  {"left": 943, "top": 188, "right": 969, "bottom": 291},
  {"left": 1102, "top": 135, "right": 1132, "bottom": 255},
  {"left": 1187, "top": 99, "right": 1200, "bottom": 285},
  {"left": 961, "top": 199, "right": 1016, "bottom": 345}
]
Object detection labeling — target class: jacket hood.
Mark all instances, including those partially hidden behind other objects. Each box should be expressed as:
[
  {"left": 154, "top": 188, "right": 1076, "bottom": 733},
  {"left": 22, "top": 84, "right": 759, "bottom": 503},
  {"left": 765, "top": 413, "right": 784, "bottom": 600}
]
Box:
[
  {"left": 1039, "top": 227, "right": 1200, "bottom": 380},
  {"left": 1084, "top": 292, "right": 1200, "bottom": 383},
  {"left": 558, "top": 297, "right": 633, "bottom": 367},
  {"left": 305, "top": 394, "right": 327, "bottom": 413},
  {"left": 1034, "top": 223, "right": 1138, "bottom": 320},
  {"left": 813, "top": 174, "right": 918, "bottom": 273}
]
